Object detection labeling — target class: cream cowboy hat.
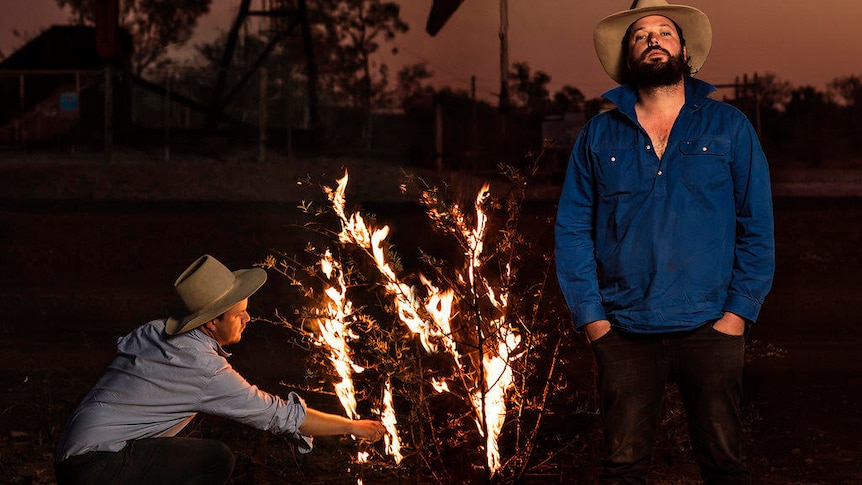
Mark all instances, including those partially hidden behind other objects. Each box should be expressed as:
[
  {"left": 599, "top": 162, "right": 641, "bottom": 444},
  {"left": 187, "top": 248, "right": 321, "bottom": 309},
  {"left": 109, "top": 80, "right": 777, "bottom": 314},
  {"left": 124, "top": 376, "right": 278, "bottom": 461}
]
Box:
[
  {"left": 165, "top": 254, "right": 267, "bottom": 335},
  {"left": 594, "top": 0, "right": 712, "bottom": 84}
]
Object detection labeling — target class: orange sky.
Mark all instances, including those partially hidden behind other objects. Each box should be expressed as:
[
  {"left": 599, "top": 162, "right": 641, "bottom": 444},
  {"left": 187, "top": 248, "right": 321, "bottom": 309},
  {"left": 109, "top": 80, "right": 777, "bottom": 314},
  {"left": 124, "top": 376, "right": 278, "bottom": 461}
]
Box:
[{"left": 3, "top": 0, "right": 861, "bottom": 100}]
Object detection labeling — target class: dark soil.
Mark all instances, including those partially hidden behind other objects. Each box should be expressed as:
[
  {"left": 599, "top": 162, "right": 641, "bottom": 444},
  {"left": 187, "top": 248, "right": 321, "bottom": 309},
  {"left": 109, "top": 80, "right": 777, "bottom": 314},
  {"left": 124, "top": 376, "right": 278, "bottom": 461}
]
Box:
[{"left": 1, "top": 158, "right": 861, "bottom": 483}]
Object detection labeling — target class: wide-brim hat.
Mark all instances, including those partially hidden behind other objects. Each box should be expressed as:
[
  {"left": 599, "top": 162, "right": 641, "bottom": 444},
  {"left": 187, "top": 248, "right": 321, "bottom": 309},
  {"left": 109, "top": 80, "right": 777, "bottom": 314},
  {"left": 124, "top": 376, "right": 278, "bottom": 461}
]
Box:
[
  {"left": 594, "top": 0, "right": 712, "bottom": 84},
  {"left": 165, "top": 254, "right": 267, "bottom": 335}
]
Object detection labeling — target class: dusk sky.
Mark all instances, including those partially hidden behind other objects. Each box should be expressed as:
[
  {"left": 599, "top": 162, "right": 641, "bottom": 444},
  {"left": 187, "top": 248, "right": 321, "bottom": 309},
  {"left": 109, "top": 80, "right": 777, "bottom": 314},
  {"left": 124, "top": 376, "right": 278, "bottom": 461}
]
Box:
[{"left": 3, "top": 0, "right": 862, "bottom": 100}]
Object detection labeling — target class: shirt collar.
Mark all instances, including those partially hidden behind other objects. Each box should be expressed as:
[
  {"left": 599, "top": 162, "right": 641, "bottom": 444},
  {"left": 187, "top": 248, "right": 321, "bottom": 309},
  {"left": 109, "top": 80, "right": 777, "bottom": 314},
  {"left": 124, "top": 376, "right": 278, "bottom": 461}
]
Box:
[
  {"left": 187, "top": 327, "right": 232, "bottom": 357},
  {"left": 602, "top": 77, "right": 717, "bottom": 117}
]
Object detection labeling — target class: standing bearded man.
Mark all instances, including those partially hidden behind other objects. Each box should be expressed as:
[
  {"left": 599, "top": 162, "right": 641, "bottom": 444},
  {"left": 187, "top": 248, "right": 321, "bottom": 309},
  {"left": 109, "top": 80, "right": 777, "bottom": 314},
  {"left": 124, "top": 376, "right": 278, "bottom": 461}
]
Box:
[{"left": 555, "top": 1, "right": 775, "bottom": 483}]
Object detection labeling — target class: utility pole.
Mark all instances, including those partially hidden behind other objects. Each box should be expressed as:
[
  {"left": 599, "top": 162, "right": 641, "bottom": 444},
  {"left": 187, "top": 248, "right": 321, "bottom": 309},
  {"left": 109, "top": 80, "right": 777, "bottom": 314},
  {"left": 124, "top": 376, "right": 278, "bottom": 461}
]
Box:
[
  {"left": 499, "top": 0, "right": 510, "bottom": 140},
  {"left": 499, "top": 0, "right": 510, "bottom": 112}
]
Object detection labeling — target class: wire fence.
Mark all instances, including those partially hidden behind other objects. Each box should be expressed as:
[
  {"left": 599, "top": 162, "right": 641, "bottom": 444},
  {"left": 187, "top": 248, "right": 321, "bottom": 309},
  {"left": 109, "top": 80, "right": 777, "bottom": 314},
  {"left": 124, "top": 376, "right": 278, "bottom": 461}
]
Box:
[{"left": 1, "top": 66, "right": 559, "bottom": 172}]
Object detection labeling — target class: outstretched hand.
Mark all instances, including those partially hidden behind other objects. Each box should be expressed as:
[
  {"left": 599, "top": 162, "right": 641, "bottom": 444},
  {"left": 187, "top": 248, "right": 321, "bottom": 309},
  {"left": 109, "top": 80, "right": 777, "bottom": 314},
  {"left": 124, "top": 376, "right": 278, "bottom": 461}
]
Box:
[
  {"left": 300, "top": 408, "right": 387, "bottom": 442},
  {"left": 351, "top": 419, "right": 387, "bottom": 442}
]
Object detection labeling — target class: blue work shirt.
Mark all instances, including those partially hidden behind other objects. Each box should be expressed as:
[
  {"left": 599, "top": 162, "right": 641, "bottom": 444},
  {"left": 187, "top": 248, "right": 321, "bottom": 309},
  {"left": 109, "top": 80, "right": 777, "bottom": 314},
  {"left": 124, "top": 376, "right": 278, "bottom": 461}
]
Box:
[
  {"left": 56, "top": 319, "right": 312, "bottom": 462},
  {"left": 555, "top": 77, "right": 775, "bottom": 333}
]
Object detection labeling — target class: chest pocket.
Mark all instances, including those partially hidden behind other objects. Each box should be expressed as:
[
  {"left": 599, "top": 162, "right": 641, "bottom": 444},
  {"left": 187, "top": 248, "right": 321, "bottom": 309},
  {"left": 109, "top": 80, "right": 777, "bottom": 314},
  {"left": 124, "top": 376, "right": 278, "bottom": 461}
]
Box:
[
  {"left": 678, "top": 138, "right": 732, "bottom": 192},
  {"left": 592, "top": 146, "right": 651, "bottom": 198}
]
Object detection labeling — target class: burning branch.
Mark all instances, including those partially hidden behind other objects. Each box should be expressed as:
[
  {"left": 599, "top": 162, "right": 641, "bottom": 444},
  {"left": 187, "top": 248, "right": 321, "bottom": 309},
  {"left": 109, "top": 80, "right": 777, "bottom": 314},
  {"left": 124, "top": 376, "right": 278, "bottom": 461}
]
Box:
[
  {"left": 324, "top": 171, "right": 524, "bottom": 477},
  {"left": 270, "top": 145, "right": 571, "bottom": 482},
  {"left": 316, "top": 250, "right": 363, "bottom": 420}
]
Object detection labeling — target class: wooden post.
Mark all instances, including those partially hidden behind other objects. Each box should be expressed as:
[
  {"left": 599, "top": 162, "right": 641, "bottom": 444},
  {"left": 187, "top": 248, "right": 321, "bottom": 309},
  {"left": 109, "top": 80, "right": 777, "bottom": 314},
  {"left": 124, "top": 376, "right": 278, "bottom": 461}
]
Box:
[
  {"left": 104, "top": 66, "right": 113, "bottom": 161},
  {"left": 73, "top": 71, "right": 81, "bottom": 153},
  {"left": 259, "top": 67, "right": 267, "bottom": 163},
  {"left": 471, "top": 75, "right": 478, "bottom": 169},
  {"left": 284, "top": 74, "right": 293, "bottom": 160},
  {"left": 753, "top": 73, "right": 762, "bottom": 139},
  {"left": 435, "top": 95, "right": 443, "bottom": 172},
  {"left": 498, "top": 0, "right": 510, "bottom": 152},
  {"left": 164, "top": 70, "right": 172, "bottom": 162},
  {"left": 17, "top": 74, "right": 24, "bottom": 143},
  {"left": 499, "top": 0, "right": 509, "bottom": 112}
]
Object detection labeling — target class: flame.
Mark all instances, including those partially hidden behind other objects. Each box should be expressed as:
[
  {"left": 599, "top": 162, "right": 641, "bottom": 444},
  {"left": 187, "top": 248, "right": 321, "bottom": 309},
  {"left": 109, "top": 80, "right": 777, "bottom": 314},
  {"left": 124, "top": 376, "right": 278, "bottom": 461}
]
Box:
[
  {"left": 471, "top": 327, "right": 521, "bottom": 473},
  {"left": 381, "top": 380, "right": 403, "bottom": 464},
  {"left": 453, "top": 181, "right": 520, "bottom": 475},
  {"left": 327, "top": 172, "right": 454, "bottom": 355},
  {"left": 430, "top": 378, "right": 450, "bottom": 393},
  {"left": 420, "top": 275, "right": 459, "bottom": 360},
  {"left": 324, "top": 171, "right": 524, "bottom": 475},
  {"left": 316, "top": 249, "right": 362, "bottom": 420},
  {"left": 465, "top": 183, "right": 491, "bottom": 286},
  {"left": 318, "top": 248, "right": 373, "bottom": 483}
]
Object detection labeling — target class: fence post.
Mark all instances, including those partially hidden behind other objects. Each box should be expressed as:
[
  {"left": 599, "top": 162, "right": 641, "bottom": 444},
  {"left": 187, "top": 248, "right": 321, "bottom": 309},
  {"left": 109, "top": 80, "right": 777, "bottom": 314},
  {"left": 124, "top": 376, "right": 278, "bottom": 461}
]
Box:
[
  {"left": 73, "top": 71, "right": 81, "bottom": 153},
  {"left": 104, "top": 66, "right": 113, "bottom": 161},
  {"left": 16, "top": 74, "right": 25, "bottom": 143},
  {"left": 284, "top": 73, "right": 293, "bottom": 160},
  {"left": 165, "top": 69, "right": 172, "bottom": 162},
  {"left": 259, "top": 67, "right": 267, "bottom": 163},
  {"left": 435, "top": 95, "right": 443, "bottom": 172}
]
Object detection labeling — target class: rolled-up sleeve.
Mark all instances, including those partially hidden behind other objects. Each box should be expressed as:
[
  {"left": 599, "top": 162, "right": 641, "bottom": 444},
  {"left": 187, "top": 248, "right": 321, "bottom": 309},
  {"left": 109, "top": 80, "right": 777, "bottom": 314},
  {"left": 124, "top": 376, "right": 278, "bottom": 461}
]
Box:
[{"left": 201, "top": 363, "right": 314, "bottom": 453}]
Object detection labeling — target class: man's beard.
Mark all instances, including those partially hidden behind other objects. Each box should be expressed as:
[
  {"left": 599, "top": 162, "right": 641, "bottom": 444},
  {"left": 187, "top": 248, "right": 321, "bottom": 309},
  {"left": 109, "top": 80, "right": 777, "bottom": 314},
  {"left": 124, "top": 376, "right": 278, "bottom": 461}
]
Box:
[{"left": 629, "top": 47, "right": 690, "bottom": 88}]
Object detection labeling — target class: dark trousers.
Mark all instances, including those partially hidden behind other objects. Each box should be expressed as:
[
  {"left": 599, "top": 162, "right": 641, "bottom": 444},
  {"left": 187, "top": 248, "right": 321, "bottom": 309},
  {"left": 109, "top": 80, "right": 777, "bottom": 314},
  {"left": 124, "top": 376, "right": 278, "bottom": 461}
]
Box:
[
  {"left": 590, "top": 323, "right": 750, "bottom": 485},
  {"left": 55, "top": 437, "right": 235, "bottom": 485}
]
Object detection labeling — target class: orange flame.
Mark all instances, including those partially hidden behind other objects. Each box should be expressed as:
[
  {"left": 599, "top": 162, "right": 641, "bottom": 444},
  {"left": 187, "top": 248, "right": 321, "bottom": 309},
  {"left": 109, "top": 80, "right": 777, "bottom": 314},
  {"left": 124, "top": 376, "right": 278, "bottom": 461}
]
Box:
[
  {"left": 471, "top": 327, "right": 521, "bottom": 473},
  {"left": 325, "top": 171, "right": 523, "bottom": 475},
  {"left": 381, "top": 380, "right": 403, "bottom": 464},
  {"left": 318, "top": 249, "right": 372, "bottom": 483},
  {"left": 317, "top": 250, "right": 363, "bottom": 420}
]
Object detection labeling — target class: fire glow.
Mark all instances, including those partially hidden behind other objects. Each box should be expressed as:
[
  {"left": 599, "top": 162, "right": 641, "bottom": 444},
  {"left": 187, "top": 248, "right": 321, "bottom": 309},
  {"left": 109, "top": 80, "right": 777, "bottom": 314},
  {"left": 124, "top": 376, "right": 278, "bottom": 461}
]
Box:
[
  {"left": 312, "top": 171, "right": 523, "bottom": 475},
  {"left": 316, "top": 250, "right": 363, "bottom": 420}
]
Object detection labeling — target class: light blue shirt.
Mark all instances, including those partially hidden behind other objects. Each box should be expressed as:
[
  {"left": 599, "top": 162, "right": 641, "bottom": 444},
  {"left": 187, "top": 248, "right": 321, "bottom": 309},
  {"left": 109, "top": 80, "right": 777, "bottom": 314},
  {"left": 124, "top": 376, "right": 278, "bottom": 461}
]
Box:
[{"left": 56, "top": 319, "right": 311, "bottom": 462}]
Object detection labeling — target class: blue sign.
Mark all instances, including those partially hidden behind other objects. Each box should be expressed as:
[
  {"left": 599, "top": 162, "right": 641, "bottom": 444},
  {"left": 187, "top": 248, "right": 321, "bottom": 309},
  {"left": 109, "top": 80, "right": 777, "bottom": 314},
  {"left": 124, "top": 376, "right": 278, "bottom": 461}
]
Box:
[{"left": 60, "top": 92, "right": 79, "bottom": 111}]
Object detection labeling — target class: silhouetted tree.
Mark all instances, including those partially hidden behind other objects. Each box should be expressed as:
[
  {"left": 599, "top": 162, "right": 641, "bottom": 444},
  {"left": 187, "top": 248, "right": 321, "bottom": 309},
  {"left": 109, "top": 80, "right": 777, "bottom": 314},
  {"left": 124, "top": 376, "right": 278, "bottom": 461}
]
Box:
[
  {"left": 550, "top": 85, "right": 585, "bottom": 114},
  {"left": 508, "top": 62, "right": 550, "bottom": 115},
  {"left": 787, "top": 85, "right": 831, "bottom": 166},
  {"left": 751, "top": 72, "right": 793, "bottom": 112},
  {"left": 55, "top": 0, "right": 211, "bottom": 75},
  {"left": 827, "top": 75, "right": 862, "bottom": 107},
  {"left": 304, "top": 0, "right": 407, "bottom": 149},
  {"left": 396, "top": 62, "right": 435, "bottom": 110},
  {"left": 186, "top": 31, "right": 308, "bottom": 127},
  {"left": 508, "top": 64, "right": 586, "bottom": 117},
  {"left": 308, "top": 1, "right": 407, "bottom": 106},
  {"left": 828, "top": 75, "right": 862, "bottom": 152},
  {"left": 434, "top": 86, "right": 474, "bottom": 106}
]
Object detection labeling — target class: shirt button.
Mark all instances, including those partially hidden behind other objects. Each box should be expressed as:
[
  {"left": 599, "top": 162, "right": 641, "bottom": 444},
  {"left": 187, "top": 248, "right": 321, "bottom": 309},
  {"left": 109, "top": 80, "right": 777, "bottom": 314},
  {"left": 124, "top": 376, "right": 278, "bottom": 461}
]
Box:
[
  {"left": 646, "top": 145, "right": 652, "bottom": 150},
  {"left": 610, "top": 156, "right": 616, "bottom": 162},
  {"left": 657, "top": 170, "right": 663, "bottom": 176},
  {"left": 702, "top": 146, "right": 708, "bottom": 152}
]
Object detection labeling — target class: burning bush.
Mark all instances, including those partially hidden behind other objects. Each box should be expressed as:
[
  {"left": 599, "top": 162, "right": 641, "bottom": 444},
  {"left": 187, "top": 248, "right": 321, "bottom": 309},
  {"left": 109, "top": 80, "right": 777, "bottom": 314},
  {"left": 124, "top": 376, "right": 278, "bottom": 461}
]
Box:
[{"left": 264, "top": 147, "right": 575, "bottom": 483}]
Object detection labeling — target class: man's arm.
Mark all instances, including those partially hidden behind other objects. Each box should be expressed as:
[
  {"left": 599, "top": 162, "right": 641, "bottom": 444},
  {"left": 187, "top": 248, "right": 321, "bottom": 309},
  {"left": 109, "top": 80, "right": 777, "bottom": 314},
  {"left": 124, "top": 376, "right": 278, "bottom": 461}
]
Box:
[
  {"left": 300, "top": 408, "right": 385, "bottom": 441},
  {"left": 202, "top": 362, "right": 383, "bottom": 444},
  {"left": 725, "top": 116, "right": 776, "bottom": 323},
  {"left": 555, "top": 128, "right": 607, "bottom": 331}
]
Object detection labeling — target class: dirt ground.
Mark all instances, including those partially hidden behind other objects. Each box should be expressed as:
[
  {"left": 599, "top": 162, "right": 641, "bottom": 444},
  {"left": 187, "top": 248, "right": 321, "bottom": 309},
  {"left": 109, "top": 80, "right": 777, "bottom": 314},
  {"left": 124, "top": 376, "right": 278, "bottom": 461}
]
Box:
[{"left": 1, "top": 152, "right": 861, "bottom": 484}]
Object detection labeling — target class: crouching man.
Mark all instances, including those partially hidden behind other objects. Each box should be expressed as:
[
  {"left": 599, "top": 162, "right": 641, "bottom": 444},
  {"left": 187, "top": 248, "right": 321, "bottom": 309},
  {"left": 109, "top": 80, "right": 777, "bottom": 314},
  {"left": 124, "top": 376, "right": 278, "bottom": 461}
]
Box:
[{"left": 55, "top": 254, "right": 385, "bottom": 484}]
